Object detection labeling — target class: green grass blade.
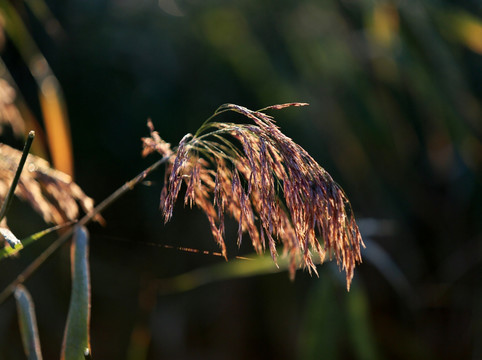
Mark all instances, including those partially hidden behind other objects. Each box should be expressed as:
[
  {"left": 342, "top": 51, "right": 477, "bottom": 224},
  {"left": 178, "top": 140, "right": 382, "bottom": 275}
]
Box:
[
  {"left": 299, "top": 270, "right": 380, "bottom": 360},
  {"left": 14, "top": 284, "right": 43, "bottom": 360},
  {"left": 346, "top": 283, "right": 381, "bottom": 360},
  {"left": 0, "top": 131, "right": 35, "bottom": 222},
  {"left": 0, "top": 222, "right": 74, "bottom": 260},
  {"left": 299, "top": 272, "right": 341, "bottom": 360},
  {"left": 61, "top": 226, "right": 91, "bottom": 360},
  {"left": 159, "top": 253, "right": 289, "bottom": 294},
  {"left": 0, "top": 227, "right": 22, "bottom": 250},
  {"left": 158, "top": 250, "right": 331, "bottom": 294}
]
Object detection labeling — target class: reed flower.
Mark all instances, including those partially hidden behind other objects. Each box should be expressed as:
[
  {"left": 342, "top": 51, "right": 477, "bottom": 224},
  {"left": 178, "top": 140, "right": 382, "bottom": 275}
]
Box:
[{"left": 143, "top": 103, "right": 364, "bottom": 289}]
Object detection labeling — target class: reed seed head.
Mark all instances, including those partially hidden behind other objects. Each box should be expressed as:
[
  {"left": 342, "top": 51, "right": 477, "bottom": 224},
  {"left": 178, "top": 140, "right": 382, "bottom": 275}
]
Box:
[{"left": 143, "top": 103, "right": 364, "bottom": 290}]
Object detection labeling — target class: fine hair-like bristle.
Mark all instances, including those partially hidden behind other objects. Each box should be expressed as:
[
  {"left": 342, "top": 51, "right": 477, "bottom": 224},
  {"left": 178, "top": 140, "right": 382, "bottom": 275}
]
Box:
[{"left": 143, "top": 103, "right": 364, "bottom": 290}]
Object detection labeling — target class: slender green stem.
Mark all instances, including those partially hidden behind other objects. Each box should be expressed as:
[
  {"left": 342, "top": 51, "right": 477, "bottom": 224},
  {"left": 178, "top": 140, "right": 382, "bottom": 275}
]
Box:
[
  {"left": 0, "top": 131, "right": 35, "bottom": 222},
  {"left": 0, "top": 155, "right": 170, "bottom": 304},
  {"left": 193, "top": 107, "right": 234, "bottom": 137}
]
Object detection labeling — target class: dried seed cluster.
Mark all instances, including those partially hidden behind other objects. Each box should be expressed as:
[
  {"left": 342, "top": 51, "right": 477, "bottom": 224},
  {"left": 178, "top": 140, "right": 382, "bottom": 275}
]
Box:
[
  {"left": 143, "top": 103, "right": 363, "bottom": 289},
  {"left": 0, "top": 144, "right": 95, "bottom": 224}
]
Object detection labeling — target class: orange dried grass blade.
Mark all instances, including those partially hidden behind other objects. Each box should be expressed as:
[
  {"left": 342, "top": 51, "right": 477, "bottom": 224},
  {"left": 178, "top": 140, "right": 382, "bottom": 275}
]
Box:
[
  {"left": 0, "top": 1, "right": 73, "bottom": 175},
  {"left": 39, "top": 77, "right": 74, "bottom": 176}
]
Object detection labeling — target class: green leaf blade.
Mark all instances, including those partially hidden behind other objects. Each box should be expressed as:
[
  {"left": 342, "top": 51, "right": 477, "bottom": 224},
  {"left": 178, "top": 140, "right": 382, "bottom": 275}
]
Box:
[
  {"left": 0, "top": 227, "right": 22, "bottom": 251},
  {"left": 14, "top": 284, "right": 43, "bottom": 360},
  {"left": 61, "top": 225, "right": 91, "bottom": 360},
  {"left": 0, "top": 222, "right": 74, "bottom": 260}
]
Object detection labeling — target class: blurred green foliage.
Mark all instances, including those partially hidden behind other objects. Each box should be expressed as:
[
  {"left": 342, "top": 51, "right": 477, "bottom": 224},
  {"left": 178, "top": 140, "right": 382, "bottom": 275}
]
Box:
[{"left": 0, "top": 0, "right": 481, "bottom": 359}]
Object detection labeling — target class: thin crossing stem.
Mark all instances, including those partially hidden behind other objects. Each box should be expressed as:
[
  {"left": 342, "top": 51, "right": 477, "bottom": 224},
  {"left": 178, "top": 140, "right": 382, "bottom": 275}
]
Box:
[
  {"left": 0, "top": 156, "right": 170, "bottom": 304},
  {"left": 0, "top": 131, "right": 35, "bottom": 222}
]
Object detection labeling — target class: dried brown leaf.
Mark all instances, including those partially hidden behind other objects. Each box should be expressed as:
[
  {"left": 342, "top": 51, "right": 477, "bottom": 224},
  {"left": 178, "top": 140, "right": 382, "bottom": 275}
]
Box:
[{"left": 0, "top": 143, "right": 95, "bottom": 224}]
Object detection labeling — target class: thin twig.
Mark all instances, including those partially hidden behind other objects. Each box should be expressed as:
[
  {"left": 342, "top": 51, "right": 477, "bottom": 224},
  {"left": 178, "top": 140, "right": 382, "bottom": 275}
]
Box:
[
  {"left": 0, "top": 156, "right": 170, "bottom": 304},
  {"left": 0, "top": 131, "right": 35, "bottom": 222}
]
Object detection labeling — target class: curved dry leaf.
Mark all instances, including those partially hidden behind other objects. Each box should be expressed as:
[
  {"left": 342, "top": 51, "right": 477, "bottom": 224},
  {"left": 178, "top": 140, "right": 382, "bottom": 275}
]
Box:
[{"left": 0, "top": 143, "right": 94, "bottom": 224}]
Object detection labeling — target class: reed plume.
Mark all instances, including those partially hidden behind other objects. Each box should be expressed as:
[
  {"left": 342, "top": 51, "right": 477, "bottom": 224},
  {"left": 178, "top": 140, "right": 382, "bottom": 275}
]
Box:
[{"left": 143, "top": 103, "right": 364, "bottom": 289}]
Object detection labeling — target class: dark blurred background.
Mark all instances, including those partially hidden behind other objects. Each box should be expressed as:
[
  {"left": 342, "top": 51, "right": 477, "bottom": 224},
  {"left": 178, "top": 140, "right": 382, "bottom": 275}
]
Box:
[{"left": 0, "top": 0, "right": 481, "bottom": 359}]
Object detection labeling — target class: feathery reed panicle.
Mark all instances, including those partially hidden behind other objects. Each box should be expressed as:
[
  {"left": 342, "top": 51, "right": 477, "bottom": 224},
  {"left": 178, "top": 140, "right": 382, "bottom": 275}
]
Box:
[{"left": 143, "top": 103, "right": 364, "bottom": 290}]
